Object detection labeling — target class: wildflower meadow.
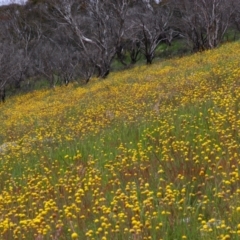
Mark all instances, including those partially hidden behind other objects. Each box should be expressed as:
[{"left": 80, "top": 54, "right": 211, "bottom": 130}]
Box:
[{"left": 0, "top": 42, "right": 240, "bottom": 240}]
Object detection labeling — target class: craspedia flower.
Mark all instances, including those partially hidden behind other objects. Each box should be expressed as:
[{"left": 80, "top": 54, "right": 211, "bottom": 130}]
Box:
[{"left": 71, "top": 232, "right": 78, "bottom": 239}]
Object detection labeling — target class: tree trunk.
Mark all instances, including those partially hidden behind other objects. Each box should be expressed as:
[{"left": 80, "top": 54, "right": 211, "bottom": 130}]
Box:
[
  {"left": 146, "top": 53, "right": 153, "bottom": 64},
  {"left": 0, "top": 87, "right": 6, "bottom": 103}
]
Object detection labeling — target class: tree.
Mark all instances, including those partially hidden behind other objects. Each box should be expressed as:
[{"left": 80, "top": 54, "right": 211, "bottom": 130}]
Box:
[
  {"left": 32, "top": 39, "right": 60, "bottom": 88},
  {"left": 0, "top": 43, "right": 20, "bottom": 101},
  {"left": 0, "top": 5, "right": 22, "bottom": 95},
  {"left": 127, "top": 0, "right": 174, "bottom": 64},
  {"left": 54, "top": 43, "right": 81, "bottom": 86},
  {"left": 231, "top": 1, "right": 240, "bottom": 34},
  {"left": 0, "top": 2, "right": 43, "bottom": 90},
  {"left": 41, "top": 0, "right": 131, "bottom": 80},
  {"left": 173, "top": 0, "right": 235, "bottom": 51}
]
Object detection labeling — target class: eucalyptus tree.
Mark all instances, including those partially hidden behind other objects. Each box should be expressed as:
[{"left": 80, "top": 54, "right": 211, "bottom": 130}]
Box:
[
  {"left": 0, "top": 5, "right": 23, "bottom": 99},
  {"left": 231, "top": 1, "right": 240, "bottom": 33},
  {"left": 40, "top": 0, "right": 131, "bottom": 81},
  {"left": 173, "top": 0, "right": 235, "bottom": 51},
  {"left": 0, "top": 1, "right": 44, "bottom": 90},
  {"left": 0, "top": 43, "right": 20, "bottom": 101},
  {"left": 127, "top": 0, "right": 175, "bottom": 64}
]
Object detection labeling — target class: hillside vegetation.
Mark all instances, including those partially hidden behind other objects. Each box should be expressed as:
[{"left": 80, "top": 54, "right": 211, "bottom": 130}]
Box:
[{"left": 0, "top": 42, "right": 240, "bottom": 240}]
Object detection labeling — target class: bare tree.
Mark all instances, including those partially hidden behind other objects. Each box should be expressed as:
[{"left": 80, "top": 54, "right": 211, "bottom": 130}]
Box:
[
  {"left": 41, "top": 0, "right": 131, "bottom": 80},
  {"left": 0, "top": 2, "right": 43, "bottom": 90},
  {"left": 173, "top": 0, "right": 235, "bottom": 51},
  {"left": 0, "top": 43, "right": 20, "bottom": 102},
  {"left": 0, "top": 88, "right": 6, "bottom": 103},
  {"left": 231, "top": 1, "right": 240, "bottom": 34},
  {"left": 128, "top": 0, "right": 174, "bottom": 64},
  {"left": 0, "top": 5, "right": 22, "bottom": 96},
  {"left": 32, "top": 39, "right": 60, "bottom": 88},
  {"left": 56, "top": 47, "right": 80, "bottom": 86},
  {"left": 86, "top": 0, "right": 131, "bottom": 77}
]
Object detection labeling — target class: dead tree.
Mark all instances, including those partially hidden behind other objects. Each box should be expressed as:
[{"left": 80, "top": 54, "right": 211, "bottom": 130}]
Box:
[
  {"left": 41, "top": 0, "right": 131, "bottom": 80},
  {"left": 128, "top": 0, "right": 174, "bottom": 64},
  {"left": 0, "top": 88, "right": 5, "bottom": 103},
  {"left": 173, "top": 0, "right": 235, "bottom": 51}
]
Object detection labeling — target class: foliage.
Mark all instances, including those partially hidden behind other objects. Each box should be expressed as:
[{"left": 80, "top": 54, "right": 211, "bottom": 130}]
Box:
[
  {"left": 1, "top": 0, "right": 240, "bottom": 94},
  {"left": 0, "top": 42, "right": 240, "bottom": 239}
]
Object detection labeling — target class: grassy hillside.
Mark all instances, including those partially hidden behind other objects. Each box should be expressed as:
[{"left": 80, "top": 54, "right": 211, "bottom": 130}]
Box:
[{"left": 0, "top": 42, "right": 240, "bottom": 240}]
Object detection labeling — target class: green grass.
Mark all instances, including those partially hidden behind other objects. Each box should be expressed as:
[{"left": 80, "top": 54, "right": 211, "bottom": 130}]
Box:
[{"left": 0, "top": 41, "right": 240, "bottom": 240}]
